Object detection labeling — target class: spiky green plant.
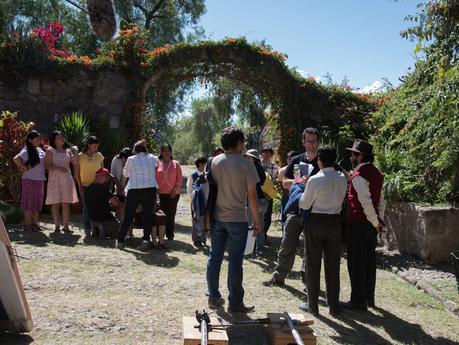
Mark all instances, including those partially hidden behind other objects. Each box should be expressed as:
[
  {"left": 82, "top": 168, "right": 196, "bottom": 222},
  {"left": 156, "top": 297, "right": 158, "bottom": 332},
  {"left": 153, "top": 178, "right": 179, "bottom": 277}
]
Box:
[{"left": 57, "top": 112, "right": 91, "bottom": 149}]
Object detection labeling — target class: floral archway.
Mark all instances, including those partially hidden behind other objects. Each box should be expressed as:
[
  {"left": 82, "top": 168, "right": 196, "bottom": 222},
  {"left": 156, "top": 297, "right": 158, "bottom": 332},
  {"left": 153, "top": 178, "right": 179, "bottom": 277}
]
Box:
[{"left": 0, "top": 24, "right": 380, "bottom": 158}]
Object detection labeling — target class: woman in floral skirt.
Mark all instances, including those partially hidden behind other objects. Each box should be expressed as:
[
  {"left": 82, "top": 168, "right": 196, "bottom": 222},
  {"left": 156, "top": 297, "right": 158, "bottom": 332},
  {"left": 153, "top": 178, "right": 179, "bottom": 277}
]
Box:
[
  {"left": 45, "top": 131, "right": 79, "bottom": 233},
  {"left": 13, "top": 130, "right": 46, "bottom": 232}
]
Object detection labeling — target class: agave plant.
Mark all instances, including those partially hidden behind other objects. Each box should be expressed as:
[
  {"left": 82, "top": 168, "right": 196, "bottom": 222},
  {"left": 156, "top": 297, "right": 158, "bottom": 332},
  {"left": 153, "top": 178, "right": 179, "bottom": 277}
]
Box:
[
  {"left": 97, "top": 128, "right": 128, "bottom": 163},
  {"left": 57, "top": 111, "right": 91, "bottom": 149}
]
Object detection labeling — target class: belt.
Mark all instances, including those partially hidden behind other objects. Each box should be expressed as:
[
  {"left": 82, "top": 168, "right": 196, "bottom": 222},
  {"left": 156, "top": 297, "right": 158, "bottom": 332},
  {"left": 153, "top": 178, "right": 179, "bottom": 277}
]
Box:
[{"left": 310, "top": 213, "right": 341, "bottom": 218}]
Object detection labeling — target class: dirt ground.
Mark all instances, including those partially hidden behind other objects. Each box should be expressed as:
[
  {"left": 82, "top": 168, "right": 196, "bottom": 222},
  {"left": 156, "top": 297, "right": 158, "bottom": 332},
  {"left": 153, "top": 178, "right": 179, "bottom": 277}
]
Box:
[{"left": 1, "top": 194, "right": 459, "bottom": 345}]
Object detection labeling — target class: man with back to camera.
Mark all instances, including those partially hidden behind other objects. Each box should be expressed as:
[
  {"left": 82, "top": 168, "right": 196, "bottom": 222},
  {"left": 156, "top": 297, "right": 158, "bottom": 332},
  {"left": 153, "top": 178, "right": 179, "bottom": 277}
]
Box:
[
  {"left": 298, "top": 146, "right": 347, "bottom": 316},
  {"left": 206, "top": 127, "right": 261, "bottom": 313}
]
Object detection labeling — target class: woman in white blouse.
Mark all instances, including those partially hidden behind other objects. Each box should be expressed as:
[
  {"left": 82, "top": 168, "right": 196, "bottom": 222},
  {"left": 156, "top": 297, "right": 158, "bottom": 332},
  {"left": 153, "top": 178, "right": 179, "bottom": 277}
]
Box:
[{"left": 115, "top": 140, "right": 158, "bottom": 250}]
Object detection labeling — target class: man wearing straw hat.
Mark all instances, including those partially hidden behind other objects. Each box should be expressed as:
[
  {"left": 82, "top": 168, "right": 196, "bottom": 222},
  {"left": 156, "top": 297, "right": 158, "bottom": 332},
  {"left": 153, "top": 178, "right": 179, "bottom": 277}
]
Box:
[{"left": 342, "top": 139, "right": 385, "bottom": 311}]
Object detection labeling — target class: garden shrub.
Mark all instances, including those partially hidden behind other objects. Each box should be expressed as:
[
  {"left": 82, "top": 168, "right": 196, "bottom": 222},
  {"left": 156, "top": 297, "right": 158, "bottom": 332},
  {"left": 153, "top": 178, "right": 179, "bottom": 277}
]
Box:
[
  {"left": 0, "top": 111, "right": 35, "bottom": 201},
  {"left": 371, "top": 63, "right": 459, "bottom": 206}
]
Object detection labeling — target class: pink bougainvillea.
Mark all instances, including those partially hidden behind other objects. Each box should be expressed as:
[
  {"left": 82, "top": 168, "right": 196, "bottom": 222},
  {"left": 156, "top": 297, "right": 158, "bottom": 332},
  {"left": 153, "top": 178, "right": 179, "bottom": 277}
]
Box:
[{"left": 32, "top": 23, "right": 68, "bottom": 57}]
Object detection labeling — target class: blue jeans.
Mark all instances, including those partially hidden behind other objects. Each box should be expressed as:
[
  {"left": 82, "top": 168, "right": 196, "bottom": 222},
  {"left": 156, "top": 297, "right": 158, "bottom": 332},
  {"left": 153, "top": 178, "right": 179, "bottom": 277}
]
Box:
[{"left": 206, "top": 221, "right": 249, "bottom": 305}]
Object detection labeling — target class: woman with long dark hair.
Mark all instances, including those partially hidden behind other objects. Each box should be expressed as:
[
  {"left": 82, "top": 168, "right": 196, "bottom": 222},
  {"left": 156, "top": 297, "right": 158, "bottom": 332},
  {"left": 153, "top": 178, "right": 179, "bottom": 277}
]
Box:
[
  {"left": 13, "top": 130, "right": 46, "bottom": 231},
  {"left": 45, "top": 131, "right": 78, "bottom": 233},
  {"left": 75, "top": 136, "right": 104, "bottom": 236},
  {"left": 156, "top": 143, "right": 183, "bottom": 240}
]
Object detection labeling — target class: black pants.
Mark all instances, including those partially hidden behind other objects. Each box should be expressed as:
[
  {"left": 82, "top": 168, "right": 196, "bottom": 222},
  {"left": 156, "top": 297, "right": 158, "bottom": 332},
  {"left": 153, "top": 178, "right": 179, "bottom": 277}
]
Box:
[
  {"left": 159, "top": 194, "right": 180, "bottom": 239},
  {"left": 347, "top": 221, "right": 377, "bottom": 306},
  {"left": 117, "top": 188, "right": 156, "bottom": 243},
  {"left": 264, "top": 199, "right": 273, "bottom": 234},
  {"left": 304, "top": 214, "right": 342, "bottom": 311}
]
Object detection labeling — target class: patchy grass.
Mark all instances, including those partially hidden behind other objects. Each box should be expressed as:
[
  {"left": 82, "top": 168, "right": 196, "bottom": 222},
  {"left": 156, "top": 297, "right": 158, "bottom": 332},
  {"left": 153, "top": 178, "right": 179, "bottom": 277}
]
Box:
[{"left": 1, "top": 195, "right": 459, "bottom": 345}]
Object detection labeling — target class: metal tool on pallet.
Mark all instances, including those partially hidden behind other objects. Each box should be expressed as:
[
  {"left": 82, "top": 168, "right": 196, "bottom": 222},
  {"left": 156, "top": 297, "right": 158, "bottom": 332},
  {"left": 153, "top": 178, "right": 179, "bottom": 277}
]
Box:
[
  {"left": 194, "top": 312, "right": 308, "bottom": 330},
  {"left": 283, "top": 311, "right": 305, "bottom": 345},
  {"left": 195, "top": 310, "right": 211, "bottom": 345}
]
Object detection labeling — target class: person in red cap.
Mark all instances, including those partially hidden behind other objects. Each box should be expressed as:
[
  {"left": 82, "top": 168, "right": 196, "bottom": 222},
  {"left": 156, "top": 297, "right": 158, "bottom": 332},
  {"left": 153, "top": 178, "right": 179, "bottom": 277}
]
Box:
[
  {"left": 84, "top": 167, "right": 120, "bottom": 240},
  {"left": 342, "top": 139, "right": 385, "bottom": 311}
]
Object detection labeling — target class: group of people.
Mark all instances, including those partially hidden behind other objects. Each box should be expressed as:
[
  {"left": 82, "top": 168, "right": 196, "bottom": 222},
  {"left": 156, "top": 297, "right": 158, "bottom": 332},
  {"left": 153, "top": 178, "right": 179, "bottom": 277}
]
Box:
[
  {"left": 13, "top": 131, "right": 183, "bottom": 250},
  {"left": 203, "top": 127, "right": 385, "bottom": 315},
  {"left": 13, "top": 125, "right": 385, "bottom": 317}
]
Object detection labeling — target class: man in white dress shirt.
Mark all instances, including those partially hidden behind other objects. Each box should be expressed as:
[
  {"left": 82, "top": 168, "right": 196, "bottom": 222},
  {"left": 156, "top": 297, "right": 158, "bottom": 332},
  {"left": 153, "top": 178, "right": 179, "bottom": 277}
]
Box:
[{"left": 298, "top": 146, "right": 347, "bottom": 316}]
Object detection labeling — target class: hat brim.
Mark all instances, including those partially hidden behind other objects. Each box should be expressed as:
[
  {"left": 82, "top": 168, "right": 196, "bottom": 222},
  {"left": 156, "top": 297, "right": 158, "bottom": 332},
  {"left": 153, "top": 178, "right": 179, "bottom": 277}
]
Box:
[
  {"left": 345, "top": 148, "right": 376, "bottom": 156},
  {"left": 243, "top": 153, "right": 261, "bottom": 160}
]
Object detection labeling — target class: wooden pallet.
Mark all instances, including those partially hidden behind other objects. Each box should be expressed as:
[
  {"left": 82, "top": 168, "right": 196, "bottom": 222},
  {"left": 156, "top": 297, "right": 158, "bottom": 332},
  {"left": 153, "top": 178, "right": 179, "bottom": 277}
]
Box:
[
  {"left": 266, "top": 313, "right": 317, "bottom": 345},
  {"left": 183, "top": 316, "right": 229, "bottom": 345}
]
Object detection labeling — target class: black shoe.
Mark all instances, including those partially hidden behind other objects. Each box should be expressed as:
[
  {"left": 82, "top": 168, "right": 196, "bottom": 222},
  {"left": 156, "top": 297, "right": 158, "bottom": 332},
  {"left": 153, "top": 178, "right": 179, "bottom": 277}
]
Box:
[
  {"left": 340, "top": 301, "right": 368, "bottom": 311},
  {"left": 208, "top": 297, "right": 225, "bottom": 309},
  {"left": 262, "top": 276, "right": 285, "bottom": 287},
  {"left": 228, "top": 303, "right": 255, "bottom": 313},
  {"left": 299, "top": 302, "right": 319, "bottom": 316},
  {"left": 368, "top": 301, "right": 376, "bottom": 309},
  {"left": 329, "top": 305, "right": 343, "bottom": 317},
  {"left": 194, "top": 241, "right": 203, "bottom": 248}
]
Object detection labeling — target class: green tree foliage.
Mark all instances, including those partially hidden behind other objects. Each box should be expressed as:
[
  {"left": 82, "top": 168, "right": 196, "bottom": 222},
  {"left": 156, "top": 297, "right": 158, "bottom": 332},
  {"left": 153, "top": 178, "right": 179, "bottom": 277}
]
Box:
[
  {"left": 115, "top": 0, "right": 206, "bottom": 47},
  {"left": 372, "top": 0, "right": 459, "bottom": 205},
  {"left": 0, "top": 0, "right": 206, "bottom": 55},
  {"left": 401, "top": 0, "right": 458, "bottom": 79},
  {"left": 0, "top": 0, "right": 97, "bottom": 55},
  {"left": 171, "top": 116, "right": 197, "bottom": 164},
  {"left": 191, "top": 97, "right": 229, "bottom": 154}
]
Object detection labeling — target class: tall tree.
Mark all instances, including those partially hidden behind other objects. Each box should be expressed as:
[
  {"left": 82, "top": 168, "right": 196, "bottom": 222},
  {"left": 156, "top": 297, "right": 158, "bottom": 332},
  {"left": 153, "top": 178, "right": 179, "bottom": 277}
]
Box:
[{"left": 115, "top": 0, "right": 206, "bottom": 47}]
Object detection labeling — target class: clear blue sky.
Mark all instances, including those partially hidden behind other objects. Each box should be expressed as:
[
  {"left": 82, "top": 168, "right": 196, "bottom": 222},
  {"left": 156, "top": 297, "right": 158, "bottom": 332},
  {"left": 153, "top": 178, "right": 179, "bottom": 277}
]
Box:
[{"left": 199, "top": 0, "right": 419, "bottom": 91}]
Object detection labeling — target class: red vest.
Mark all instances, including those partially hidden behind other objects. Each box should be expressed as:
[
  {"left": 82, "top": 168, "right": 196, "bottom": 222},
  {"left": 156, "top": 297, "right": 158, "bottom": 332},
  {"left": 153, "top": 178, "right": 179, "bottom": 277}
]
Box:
[{"left": 347, "top": 163, "right": 384, "bottom": 224}]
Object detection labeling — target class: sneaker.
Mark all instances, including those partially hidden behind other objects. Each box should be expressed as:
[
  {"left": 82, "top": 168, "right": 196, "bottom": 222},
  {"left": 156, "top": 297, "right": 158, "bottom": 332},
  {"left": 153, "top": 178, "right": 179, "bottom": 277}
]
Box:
[
  {"left": 115, "top": 240, "right": 125, "bottom": 250},
  {"left": 53, "top": 226, "right": 61, "bottom": 233},
  {"left": 140, "top": 240, "right": 151, "bottom": 251},
  {"left": 262, "top": 276, "right": 285, "bottom": 287},
  {"left": 228, "top": 303, "right": 255, "bottom": 313},
  {"left": 208, "top": 297, "right": 225, "bottom": 309},
  {"left": 194, "top": 241, "right": 203, "bottom": 248},
  {"left": 62, "top": 227, "right": 73, "bottom": 234},
  {"left": 299, "top": 302, "right": 319, "bottom": 316}
]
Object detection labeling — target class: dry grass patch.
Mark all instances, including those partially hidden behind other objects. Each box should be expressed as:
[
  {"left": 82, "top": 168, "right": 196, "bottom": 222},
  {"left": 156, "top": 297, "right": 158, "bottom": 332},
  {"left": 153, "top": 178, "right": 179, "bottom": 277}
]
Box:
[{"left": 1, "top": 196, "right": 458, "bottom": 344}]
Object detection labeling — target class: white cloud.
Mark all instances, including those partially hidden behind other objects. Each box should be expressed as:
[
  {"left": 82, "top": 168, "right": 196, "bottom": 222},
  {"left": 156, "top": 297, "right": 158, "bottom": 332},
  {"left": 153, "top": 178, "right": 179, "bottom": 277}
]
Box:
[
  {"left": 296, "top": 69, "right": 308, "bottom": 78},
  {"left": 358, "top": 80, "right": 383, "bottom": 94}
]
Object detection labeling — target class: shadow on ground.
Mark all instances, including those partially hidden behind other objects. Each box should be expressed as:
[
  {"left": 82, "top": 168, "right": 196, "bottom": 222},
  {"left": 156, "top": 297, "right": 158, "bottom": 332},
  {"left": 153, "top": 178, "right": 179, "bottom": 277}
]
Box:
[
  {"left": 0, "top": 334, "right": 34, "bottom": 345},
  {"left": 318, "top": 306, "right": 458, "bottom": 345}
]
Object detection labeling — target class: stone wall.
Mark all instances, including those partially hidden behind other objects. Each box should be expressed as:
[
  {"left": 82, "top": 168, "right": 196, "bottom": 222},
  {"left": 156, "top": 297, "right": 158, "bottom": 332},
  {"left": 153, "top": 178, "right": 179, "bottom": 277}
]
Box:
[
  {"left": 0, "top": 66, "right": 130, "bottom": 134},
  {"left": 383, "top": 203, "right": 459, "bottom": 263}
]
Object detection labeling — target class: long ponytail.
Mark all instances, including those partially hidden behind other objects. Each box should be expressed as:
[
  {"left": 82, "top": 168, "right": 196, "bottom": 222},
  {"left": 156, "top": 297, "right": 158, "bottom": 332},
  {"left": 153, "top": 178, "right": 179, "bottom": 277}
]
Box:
[{"left": 25, "top": 130, "right": 41, "bottom": 168}]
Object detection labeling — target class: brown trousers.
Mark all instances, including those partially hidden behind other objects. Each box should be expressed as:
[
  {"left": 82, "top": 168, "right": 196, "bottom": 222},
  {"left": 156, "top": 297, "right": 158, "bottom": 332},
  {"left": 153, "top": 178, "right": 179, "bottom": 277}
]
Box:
[{"left": 304, "top": 214, "right": 342, "bottom": 310}]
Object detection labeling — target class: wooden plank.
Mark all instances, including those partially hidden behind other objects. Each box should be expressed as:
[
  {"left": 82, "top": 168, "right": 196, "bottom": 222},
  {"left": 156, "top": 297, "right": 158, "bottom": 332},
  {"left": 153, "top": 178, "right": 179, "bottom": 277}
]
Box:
[
  {"left": 267, "top": 313, "right": 317, "bottom": 345},
  {"left": 0, "top": 218, "right": 33, "bottom": 333},
  {"left": 183, "top": 316, "right": 229, "bottom": 345}
]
